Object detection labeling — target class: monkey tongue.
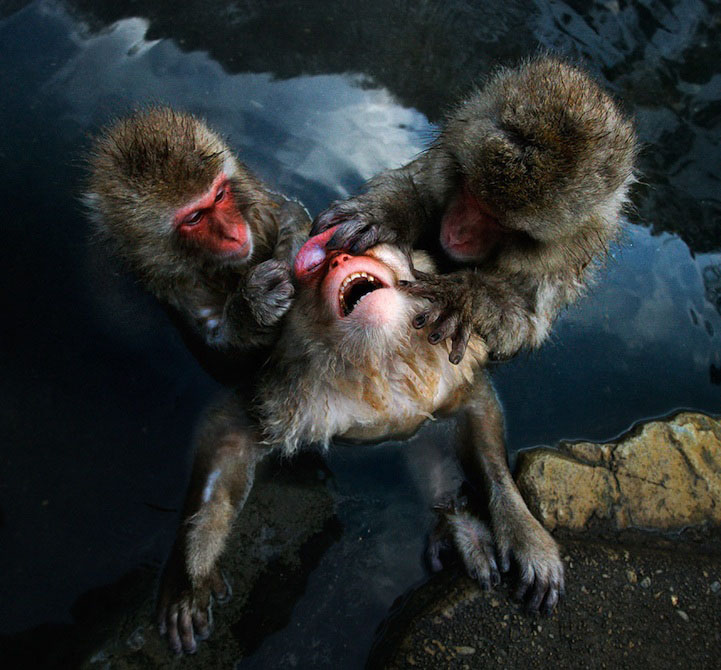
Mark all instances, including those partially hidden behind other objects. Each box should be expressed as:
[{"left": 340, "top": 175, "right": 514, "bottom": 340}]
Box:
[{"left": 294, "top": 225, "right": 341, "bottom": 282}]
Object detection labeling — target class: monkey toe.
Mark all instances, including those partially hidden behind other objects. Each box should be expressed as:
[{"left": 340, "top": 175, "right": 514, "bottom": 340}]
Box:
[{"left": 211, "top": 569, "right": 232, "bottom": 604}]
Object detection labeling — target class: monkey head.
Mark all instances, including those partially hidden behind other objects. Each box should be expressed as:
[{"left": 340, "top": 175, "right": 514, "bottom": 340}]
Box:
[
  {"left": 85, "top": 107, "right": 267, "bottom": 277},
  {"left": 257, "top": 226, "right": 487, "bottom": 452},
  {"left": 439, "top": 58, "right": 636, "bottom": 263},
  {"left": 291, "top": 225, "right": 429, "bottom": 360}
]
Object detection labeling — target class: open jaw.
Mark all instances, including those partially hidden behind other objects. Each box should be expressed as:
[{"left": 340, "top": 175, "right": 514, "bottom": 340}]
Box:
[{"left": 338, "top": 270, "right": 387, "bottom": 316}]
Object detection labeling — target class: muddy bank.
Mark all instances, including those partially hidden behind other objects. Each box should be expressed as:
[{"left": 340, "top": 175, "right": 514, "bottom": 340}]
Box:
[
  {"left": 369, "top": 536, "right": 721, "bottom": 669},
  {"left": 370, "top": 413, "right": 721, "bottom": 669}
]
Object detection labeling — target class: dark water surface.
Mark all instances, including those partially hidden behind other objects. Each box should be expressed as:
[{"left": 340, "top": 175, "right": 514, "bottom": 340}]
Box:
[{"left": 1, "top": 0, "right": 719, "bottom": 666}]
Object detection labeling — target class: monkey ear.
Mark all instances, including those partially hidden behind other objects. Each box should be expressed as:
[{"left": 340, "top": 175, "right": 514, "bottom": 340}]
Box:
[{"left": 293, "top": 225, "right": 340, "bottom": 281}]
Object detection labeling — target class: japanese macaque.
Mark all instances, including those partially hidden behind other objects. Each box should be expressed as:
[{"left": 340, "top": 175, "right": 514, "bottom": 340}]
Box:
[
  {"left": 84, "top": 107, "right": 310, "bottom": 353},
  {"left": 311, "top": 56, "right": 637, "bottom": 363},
  {"left": 157, "top": 232, "right": 563, "bottom": 654}
]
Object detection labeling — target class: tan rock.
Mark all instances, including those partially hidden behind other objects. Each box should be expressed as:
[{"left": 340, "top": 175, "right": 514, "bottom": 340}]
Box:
[{"left": 516, "top": 412, "right": 721, "bottom": 533}]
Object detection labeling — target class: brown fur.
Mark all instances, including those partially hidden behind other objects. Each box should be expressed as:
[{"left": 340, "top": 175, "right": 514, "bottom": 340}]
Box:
[
  {"left": 155, "top": 59, "right": 635, "bottom": 652},
  {"left": 84, "top": 107, "right": 310, "bottom": 354},
  {"left": 312, "top": 56, "right": 637, "bottom": 362}
]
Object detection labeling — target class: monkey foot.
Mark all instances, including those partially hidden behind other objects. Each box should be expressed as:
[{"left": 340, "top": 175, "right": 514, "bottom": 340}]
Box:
[
  {"left": 156, "top": 558, "right": 231, "bottom": 655},
  {"left": 493, "top": 510, "right": 565, "bottom": 616},
  {"left": 445, "top": 511, "right": 501, "bottom": 590}
]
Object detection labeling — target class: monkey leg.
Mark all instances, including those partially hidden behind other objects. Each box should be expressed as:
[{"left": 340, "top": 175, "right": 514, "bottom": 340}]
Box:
[
  {"left": 458, "top": 372, "right": 564, "bottom": 615},
  {"left": 156, "top": 395, "right": 270, "bottom": 654}
]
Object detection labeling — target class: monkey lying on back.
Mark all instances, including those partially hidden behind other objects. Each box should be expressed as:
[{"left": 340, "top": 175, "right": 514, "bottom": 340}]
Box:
[
  {"left": 157, "top": 236, "right": 567, "bottom": 654},
  {"left": 312, "top": 57, "right": 637, "bottom": 363},
  {"left": 154, "top": 57, "right": 636, "bottom": 654},
  {"left": 85, "top": 108, "right": 309, "bottom": 353}
]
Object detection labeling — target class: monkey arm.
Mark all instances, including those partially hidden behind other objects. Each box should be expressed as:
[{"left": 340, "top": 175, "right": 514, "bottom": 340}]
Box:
[
  {"left": 157, "top": 399, "right": 270, "bottom": 654},
  {"left": 403, "top": 265, "right": 582, "bottom": 363},
  {"left": 215, "top": 197, "right": 310, "bottom": 349},
  {"left": 456, "top": 372, "right": 564, "bottom": 614},
  {"left": 272, "top": 198, "right": 312, "bottom": 264}
]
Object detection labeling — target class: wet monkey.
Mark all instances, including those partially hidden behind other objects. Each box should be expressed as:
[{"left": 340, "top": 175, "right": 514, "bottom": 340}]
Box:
[
  {"left": 157, "top": 233, "right": 564, "bottom": 654},
  {"left": 312, "top": 57, "right": 637, "bottom": 363},
  {"left": 85, "top": 107, "right": 310, "bottom": 354}
]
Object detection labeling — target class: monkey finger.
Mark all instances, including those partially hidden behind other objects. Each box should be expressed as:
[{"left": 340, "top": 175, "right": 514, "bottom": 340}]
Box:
[
  {"left": 542, "top": 585, "right": 560, "bottom": 616},
  {"left": 425, "top": 536, "right": 448, "bottom": 573},
  {"left": 400, "top": 281, "right": 441, "bottom": 301},
  {"left": 513, "top": 563, "right": 534, "bottom": 603},
  {"left": 413, "top": 303, "right": 443, "bottom": 329},
  {"left": 410, "top": 267, "right": 434, "bottom": 282},
  {"left": 166, "top": 607, "right": 183, "bottom": 655},
  {"left": 310, "top": 203, "right": 352, "bottom": 236},
  {"left": 498, "top": 548, "right": 512, "bottom": 574},
  {"left": 428, "top": 313, "right": 460, "bottom": 345},
  {"left": 526, "top": 578, "right": 547, "bottom": 614},
  {"left": 326, "top": 219, "right": 375, "bottom": 253},
  {"left": 210, "top": 569, "right": 232, "bottom": 604},
  {"left": 178, "top": 604, "right": 197, "bottom": 654},
  {"left": 192, "top": 608, "right": 212, "bottom": 641},
  {"left": 449, "top": 322, "right": 472, "bottom": 365}
]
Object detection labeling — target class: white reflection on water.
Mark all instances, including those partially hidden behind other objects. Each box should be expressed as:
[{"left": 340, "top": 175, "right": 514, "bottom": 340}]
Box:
[{"left": 43, "top": 8, "right": 431, "bottom": 210}]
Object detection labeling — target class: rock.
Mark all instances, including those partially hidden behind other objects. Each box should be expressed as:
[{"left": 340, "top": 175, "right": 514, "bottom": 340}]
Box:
[
  {"left": 516, "top": 413, "right": 721, "bottom": 533},
  {"left": 640, "top": 577, "right": 651, "bottom": 589}
]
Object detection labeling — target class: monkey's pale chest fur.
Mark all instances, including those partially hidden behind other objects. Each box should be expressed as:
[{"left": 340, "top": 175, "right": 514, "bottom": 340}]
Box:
[{"left": 279, "top": 332, "right": 485, "bottom": 451}]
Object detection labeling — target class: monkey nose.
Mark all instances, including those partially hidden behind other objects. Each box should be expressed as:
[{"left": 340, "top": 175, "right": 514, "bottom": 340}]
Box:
[{"left": 294, "top": 224, "right": 341, "bottom": 281}]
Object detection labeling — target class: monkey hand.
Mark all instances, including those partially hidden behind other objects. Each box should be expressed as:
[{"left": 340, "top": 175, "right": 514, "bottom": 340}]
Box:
[
  {"left": 244, "top": 259, "right": 295, "bottom": 327},
  {"left": 311, "top": 198, "right": 400, "bottom": 255},
  {"left": 156, "top": 542, "right": 232, "bottom": 655},
  {"left": 401, "top": 270, "right": 478, "bottom": 365},
  {"left": 493, "top": 504, "right": 565, "bottom": 616}
]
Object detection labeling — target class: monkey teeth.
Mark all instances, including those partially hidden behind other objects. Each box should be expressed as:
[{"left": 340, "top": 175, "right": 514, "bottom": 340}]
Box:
[{"left": 339, "top": 271, "right": 382, "bottom": 316}]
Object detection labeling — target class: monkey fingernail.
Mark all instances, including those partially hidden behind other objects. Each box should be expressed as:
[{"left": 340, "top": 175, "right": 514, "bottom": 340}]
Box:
[
  {"left": 413, "top": 314, "right": 427, "bottom": 328},
  {"left": 429, "top": 332, "right": 441, "bottom": 344},
  {"left": 449, "top": 352, "right": 461, "bottom": 365}
]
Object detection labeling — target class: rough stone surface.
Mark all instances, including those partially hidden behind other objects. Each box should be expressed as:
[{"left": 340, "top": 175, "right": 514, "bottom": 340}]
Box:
[
  {"left": 516, "top": 412, "right": 721, "bottom": 533},
  {"left": 370, "top": 539, "right": 721, "bottom": 669}
]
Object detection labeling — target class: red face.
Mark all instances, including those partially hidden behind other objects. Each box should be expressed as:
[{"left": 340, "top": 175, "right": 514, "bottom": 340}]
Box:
[
  {"left": 173, "top": 173, "right": 251, "bottom": 259},
  {"left": 440, "top": 187, "right": 503, "bottom": 263},
  {"left": 295, "top": 226, "right": 407, "bottom": 327}
]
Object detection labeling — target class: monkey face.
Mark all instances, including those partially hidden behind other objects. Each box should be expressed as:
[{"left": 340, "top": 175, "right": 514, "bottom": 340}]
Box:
[
  {"left": 292, "top": 227, "right": 422, "bottom": 348},
  {"left": 173, "top": 172, "right": 253, "bottom": 262},
  {"left": 439, "top": 187, "right": 504, "bottom": 263}
]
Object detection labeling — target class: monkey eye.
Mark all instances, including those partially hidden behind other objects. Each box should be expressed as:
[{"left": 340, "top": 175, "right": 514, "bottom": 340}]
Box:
[
  {"left": 182, "top": 210, "right": 204, "bottom": 226},
  {"left": 214, "top": 187, "right": 226, "bottom": 204}
]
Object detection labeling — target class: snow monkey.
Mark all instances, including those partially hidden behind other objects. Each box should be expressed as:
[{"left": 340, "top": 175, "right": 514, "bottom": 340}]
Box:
[
  {"left": 312, "top": 56, "right": 637, "bottom": 364},
  {"left": 108, "top": 58, "right": 635, "bottom": 654},
  {"left": 85, "top": 107, "right": 310, "bottom": 354}
]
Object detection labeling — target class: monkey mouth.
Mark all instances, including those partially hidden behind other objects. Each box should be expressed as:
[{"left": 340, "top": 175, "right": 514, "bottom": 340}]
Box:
[{"left": 339, "top": 271, "right": 386, "bottom": 316}]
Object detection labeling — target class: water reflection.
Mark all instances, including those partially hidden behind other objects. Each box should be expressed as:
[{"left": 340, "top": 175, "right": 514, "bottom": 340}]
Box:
[{"left": 0, "top": 0, "right": 719, "bottom": 668}]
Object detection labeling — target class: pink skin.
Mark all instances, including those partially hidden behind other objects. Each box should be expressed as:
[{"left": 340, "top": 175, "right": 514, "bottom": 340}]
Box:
[
  {"left": 440, "top": 188, "right": 503, "bottom": 262},
  {"left": 174, "top": 173, "right": 251, "bottom": 258},
  {"left": 295, "top": 226, "right": 398, "bottom": 325}
]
